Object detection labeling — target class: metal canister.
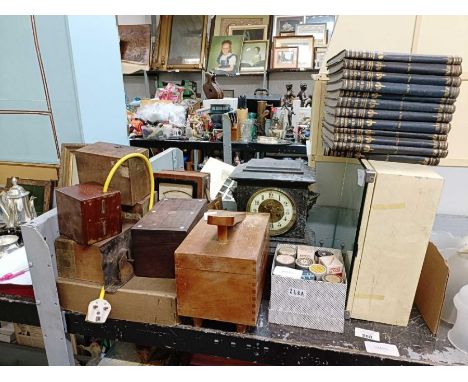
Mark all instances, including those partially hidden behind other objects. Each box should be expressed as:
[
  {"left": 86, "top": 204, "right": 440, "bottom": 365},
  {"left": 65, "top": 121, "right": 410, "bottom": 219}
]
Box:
[
  {"left": 323, "top": 274, "right": 343, "bottom": 284},
  {"left": 278, "top": 245, "right": 297, "bottom": 258},
  {"left": 275, "top": 254, "right": 296, "bottom": 268},
  {"left": 314, "top": 249, "right": 335, "bottom": 264},
  {"left": 301, "top": 270, "right": 315, "bottom": 281},
  {"left": 309, "top": 264, "right": 327, "bottom": 281},
  {"left": 295, "top": 257, "right": 313, "bottom": 270}
]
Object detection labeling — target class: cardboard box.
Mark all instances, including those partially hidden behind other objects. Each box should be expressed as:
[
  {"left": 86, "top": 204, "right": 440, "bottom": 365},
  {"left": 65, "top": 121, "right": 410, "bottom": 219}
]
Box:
[
  {"left": 14, "top": 324, "right": 45, "bottom": 349},
  {"left": 57, "top": 276, "right": 178, "bottom": 326}
]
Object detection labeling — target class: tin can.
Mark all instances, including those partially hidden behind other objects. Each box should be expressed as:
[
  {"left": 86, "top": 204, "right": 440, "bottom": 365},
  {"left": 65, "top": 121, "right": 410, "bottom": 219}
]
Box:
[
  {"left": 278, "top": 245, "right": 297, "bottom": 258},
  {"left": 314, "top": 249, "right": 334, "bottom": 264},
  {"left": 275, "top": 254, "right": 295, "bottom": 268},
  {"left": 301, "top": 270, "right": 315, "bottom": 281},
  {"left": 309, "top": 264, "right": 326, "bottom": 281},
  {"left": 323, "top": 274, "right": 343, "bottom": 284},
  {"left": 295, "top": 257, "right": 313, "bottom": 270}
]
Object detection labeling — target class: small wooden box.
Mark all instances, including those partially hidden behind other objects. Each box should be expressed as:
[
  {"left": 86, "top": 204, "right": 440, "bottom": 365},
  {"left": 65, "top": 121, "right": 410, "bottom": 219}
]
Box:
[
  {"left": 56, "top": 183, "right": 122, "bottom": 245},
  {"left": 175, "top": 211, "right": 270, "bottom": 330},
  {"left": 131, "top": 199, "right": 207, "bottom": 278},
  {"left": 14, "top": 324, "right": 44, "bottom": 349},
  {"left": 121, "top": 194, "right": 152, "bottom": 222},
  {"left": 75, "top": 142, "right": 150, "bottom": 206},
  {"left": 55, "top": 222, "right": 134, "bottom": 292},
  {"left": 154, "top": 170, "right": 209, "bottom": 201}
]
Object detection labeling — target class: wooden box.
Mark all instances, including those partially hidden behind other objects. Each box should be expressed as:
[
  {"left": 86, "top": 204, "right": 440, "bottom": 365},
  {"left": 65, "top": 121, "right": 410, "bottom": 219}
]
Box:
[
  {"left": 347, "top": 160, "right": 444, "bottom": 326},
  {"left": 175, "top": 211, "right": 270, "bottom": 331},
  {"left": 131, "top": 199, "right": 207, "bottom": 278},
  {"left": 14, "top": 324, "right": 45, "bottom": 349},
  {"left": 154, "top": 170, "right": 209, "bottom": 201},
  {"left": 56, "top": 183, "right": 122, "bottom": 245},
  {"left": 75, "top": 142, "right": 150, "bottom": 206},
  {"left": 121, "top": 194, "right": 152, "bottom": 222},
  {"left": 57, "top": 277, "right": 179, "bottom": 326},
  {"left": 55, "top": 222, "right": 134, "bottom": 292}
]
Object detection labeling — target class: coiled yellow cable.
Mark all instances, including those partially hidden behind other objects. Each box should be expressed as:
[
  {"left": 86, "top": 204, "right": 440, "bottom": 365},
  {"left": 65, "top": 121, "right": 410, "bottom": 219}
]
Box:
[{"left": 102, "top": 153, "right": 154, "bottom": 209}]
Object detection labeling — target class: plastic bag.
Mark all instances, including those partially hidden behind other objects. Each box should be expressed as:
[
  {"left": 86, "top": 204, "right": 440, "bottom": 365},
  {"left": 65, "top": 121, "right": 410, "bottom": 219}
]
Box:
[{"left": 136, "top": 102, "right": 187, "bottom": 127}]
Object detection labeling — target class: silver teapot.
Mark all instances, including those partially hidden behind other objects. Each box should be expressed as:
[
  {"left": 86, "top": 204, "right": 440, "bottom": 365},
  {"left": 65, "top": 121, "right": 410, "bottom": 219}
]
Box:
[{"left": 0, "top": 177, "right": 37, "bottom": 228}]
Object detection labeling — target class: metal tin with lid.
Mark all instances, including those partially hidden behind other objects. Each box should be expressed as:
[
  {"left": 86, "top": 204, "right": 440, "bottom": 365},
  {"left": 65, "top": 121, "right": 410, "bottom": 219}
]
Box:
[
  {"left": 309, "top": 264, "right": 327, "bottom": 281},
  {"left": 314, "top": 249, "right": 334, "bottom": 264},
  {"left": 295, "top": 257, "right": 313, "bottom": 270},
  {"left": 278, "top": 245, "right": 297, "bottom": 258},
  {"left": 323, "top": 274, "right": 343, "bottom": 284},
  {"left": 275, "top": 254, "right": 296, "bottom": 268}
]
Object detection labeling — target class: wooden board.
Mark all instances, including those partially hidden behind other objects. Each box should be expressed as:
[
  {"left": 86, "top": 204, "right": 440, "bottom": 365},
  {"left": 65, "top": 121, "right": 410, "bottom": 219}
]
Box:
[
  {"left": 57, "top": 277, "right": 178, "bottom": 326},
  {"left": 347, "top": 160, "right": 444, "bottom": 326}
]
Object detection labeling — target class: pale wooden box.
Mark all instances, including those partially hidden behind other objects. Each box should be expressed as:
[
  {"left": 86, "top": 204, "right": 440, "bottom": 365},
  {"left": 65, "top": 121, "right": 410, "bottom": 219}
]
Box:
[{"left": 346, "top": 160, "right": 444, "bottom": 326}]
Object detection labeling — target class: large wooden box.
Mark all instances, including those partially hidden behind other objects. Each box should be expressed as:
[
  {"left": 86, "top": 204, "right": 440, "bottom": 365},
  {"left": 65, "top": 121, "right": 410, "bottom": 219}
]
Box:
[
  {"left": 75, "top": 142, "right": 150, "bottom": 206},
  {"left": 55, "top": 222, "right": 134, "bottom": 292},
  {"left": 154, "top": 170, "right": 210, "bottom": 201},
  {"left": 175, "top": 212, "right": 270, "bottom": 328},
  {"left": 56, "top": 183, "right": 122, "bottom": 245},
  {"left": 347, "top": 160, "right": 444, "bottom": 326},
  {"left": 132, "top": 199, "right": 207, "bottom": 278},
  {"left": 57, "top": 277, "right": 179, "bottom": 326}
]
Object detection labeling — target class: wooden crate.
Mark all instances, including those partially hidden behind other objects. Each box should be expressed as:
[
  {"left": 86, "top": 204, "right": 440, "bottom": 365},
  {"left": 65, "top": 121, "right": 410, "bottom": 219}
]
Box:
[
  {"left": 175, "top": 211, "right": 270, "bottom": 332},
  {"left": 347, "top": 160, "right": 444, "bottom": 326},
  {"left": 56, "top": 183, "right": 122, "bottom": 245},
  {"left": 14, "top": 324, "right": 44, "bottom": 349},
  {"left": 75, "top": 142, "right": 150, "bottom": 206},
  {"left": 131, "top": 199, "right": 207, "bottom": 278},
  {"left": 55, "top": 222, "right": 134, "bottom": 292}
]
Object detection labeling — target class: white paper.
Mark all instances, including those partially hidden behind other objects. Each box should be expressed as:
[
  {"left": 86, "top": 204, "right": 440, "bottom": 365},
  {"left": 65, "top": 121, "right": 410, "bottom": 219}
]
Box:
[
  {"left": 201, "top": 157, "right": 235, "bottom": 201},
  {"left": 355, "top": 327, "right": 380, "bottom": 342},
  {"left": 357, "top": 169, "right": 366, "bottom": 187},
  {"left": 0, "top": 246, "right": 31, "bottom": 285},
  {"left": 273, "top": 266, "right": 303, "bottom": 279},
  {"left": 365, "top": 341, "right": 399, "bottom": 357}
]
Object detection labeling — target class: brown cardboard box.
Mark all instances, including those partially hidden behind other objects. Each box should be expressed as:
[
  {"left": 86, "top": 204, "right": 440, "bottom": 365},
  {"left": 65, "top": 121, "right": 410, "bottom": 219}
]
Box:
[
  {"left": 57, "top": 277, "right": 178, "bottom": 326},
  {"left": 415, "top": 242, "right": 449, "bottom": 335}
]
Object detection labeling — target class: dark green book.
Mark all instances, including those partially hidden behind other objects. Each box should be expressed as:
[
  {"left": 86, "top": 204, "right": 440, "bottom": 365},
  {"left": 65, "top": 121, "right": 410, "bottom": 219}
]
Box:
[
  {"left": 327, "top": 58, "right": 462, "bottom": 77},
  {"left": 327, "top": 50, "right": 463, "bottom": 66},
  {"left": 324, "top": 113, "right": 451, "bottom": 134},
  {"left": 322, "top": 137, "right": 448, "bottom": 158},
  {"left": 325, "top": 96, "right": 456, "bottom": 113},
  {"left": 326, "top": 79, "right": 460, "bottom": 98},
  {"left": 325, "top": 105, "right": 453, "bottom": 123},
  {"left": 322, "top": 125, "right": 448, "bottom": 149},
  {"left": 323, "top": 121, "right": 448, "bottom": 141},
  {"left": 326, "top": 90, "right": 457, "bottom": 105},
  {"left": 328, "top": 69, "right": 462, "bottom": 87},
  {"left": 363, "top": 154, "right": 440, "bottom": 166}
]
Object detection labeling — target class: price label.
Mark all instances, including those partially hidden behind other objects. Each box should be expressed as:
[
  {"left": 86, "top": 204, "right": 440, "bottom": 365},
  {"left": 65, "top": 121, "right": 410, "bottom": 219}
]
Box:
[
  {"left": 365, "top": 341, "right": 399, "bottom": 357},
  {"left": 355, "top": 327, "right": 380, "bottom": 342},
  {"left": 288, "top": 287, "right": 306, "bottom": 299}
]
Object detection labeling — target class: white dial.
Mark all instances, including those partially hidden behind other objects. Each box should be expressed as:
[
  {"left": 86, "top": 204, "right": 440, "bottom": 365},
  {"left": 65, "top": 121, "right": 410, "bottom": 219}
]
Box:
[{"left": 247, "top": 188, "right": 296, "bottom": 236}]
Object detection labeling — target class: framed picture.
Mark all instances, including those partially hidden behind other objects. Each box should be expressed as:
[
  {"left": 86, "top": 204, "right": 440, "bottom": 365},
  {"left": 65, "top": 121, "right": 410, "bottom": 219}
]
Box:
[
  {"left": 167, "top": 16, "right": 208, "bottom": 69},
  {"left": 228, "top": 25, "right": 268, "bottom": 41},
  {"left": 118, "top": 24, "right": 151, "bottom": 65},
  {"left": 207, "top": 35, "right": 244, "bottom": 75},
  {"left": 305, "top": 15, "right": 337, "bottom": 37},
  {"left": 6, "top": 178, "right": 53, "bottom": 216},
  {"left": 214, "top": 16, "right": 270, "bottom": 36},
  {"left": 272, "top": 47, "right": 299, "bottom": 69},
  {"left": 273, "top": 16, "right": 304, "bottom": 36},
  {"left": 58, "top": 143, "right": 86, "bottom": 188},
  {"left": 274, "top": 36, "right": 315, "bottom": 69},
  {"left": 295, "top": 23, "right": 328, "bottom": 46},
  {"left": 240, "top": 40, "right": 269, "bottom": 74},
  {"left": 223, "top": 90, "right": 235, "bottom": 97},
  {"left": 315, "top": 47, "right": 327, "bottom": 69}
]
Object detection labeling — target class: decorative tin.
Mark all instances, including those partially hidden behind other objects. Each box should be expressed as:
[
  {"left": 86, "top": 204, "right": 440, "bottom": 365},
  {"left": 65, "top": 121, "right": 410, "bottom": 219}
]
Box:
[
  {"left": 276, "top": 254, "right": 296, "bottom": 268},
  {"left": 314, "top": 249, "right": 335, "bottom": 263},
  {"left": 323, "top": 274, "right": 343, "bottom": 284},
  {"left": 295, "top": 257, "right": 313, "bottom": 270},
  {"left": 310, "top": 264, "right": 327, "bottom": 281}
]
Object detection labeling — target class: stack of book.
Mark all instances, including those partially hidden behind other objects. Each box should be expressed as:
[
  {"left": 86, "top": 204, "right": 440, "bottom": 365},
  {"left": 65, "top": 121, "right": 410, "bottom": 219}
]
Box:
[{"left": 323, "top": 50, "right": 463, "bottom": 165}]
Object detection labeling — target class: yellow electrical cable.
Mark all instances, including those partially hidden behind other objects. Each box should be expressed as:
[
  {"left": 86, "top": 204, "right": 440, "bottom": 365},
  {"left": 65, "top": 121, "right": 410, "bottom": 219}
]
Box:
[
  {"left": 102, "top": 153, "right": 154, "bottom": 209},
  {"left": 99, "top": 286, "right": 105, "bottom": 300}
]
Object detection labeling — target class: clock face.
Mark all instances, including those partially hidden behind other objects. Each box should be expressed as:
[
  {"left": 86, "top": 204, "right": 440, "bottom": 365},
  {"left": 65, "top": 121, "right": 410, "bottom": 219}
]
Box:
[{"left": 246, "top": 188, "right": 296, "bottom": 236}]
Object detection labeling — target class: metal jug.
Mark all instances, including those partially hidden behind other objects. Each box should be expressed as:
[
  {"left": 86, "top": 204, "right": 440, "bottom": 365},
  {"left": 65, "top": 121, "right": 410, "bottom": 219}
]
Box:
[{"left": 0, "top": 177, "right": 37, "bottom": 228}]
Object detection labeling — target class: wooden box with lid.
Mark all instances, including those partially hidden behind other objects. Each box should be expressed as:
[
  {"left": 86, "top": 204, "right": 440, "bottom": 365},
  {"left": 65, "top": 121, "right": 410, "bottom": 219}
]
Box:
[
  {"left": 56, "top": 183, "right": 122, "bottom": 246},
  {"left": 131, "top": 198, "right": 207, "bottom": 278},
  {"left": 74, "top": 142, "right": 150, "bottom": 206},
  {"left": 175, "top": 211, "right": 270, "bottom": 333}
]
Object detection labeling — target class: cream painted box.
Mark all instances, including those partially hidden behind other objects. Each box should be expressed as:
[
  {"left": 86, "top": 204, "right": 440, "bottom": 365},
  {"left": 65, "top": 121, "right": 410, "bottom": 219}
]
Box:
[{"left": 346, "top": 160, "right": 444, "bottom": 326}]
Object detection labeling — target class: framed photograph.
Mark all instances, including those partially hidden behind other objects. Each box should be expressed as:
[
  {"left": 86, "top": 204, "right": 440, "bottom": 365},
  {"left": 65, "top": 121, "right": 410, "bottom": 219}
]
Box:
[
  {"left": 274, "top": 36, "right": 315, "bottom": 69},
  {"left": 167, "top": 16, "right": 208, "bottom": 69},
  {"left": 295, "top": 23, "right": 328, "bottom": 46},
  {"left": 118, "top": 24, "right": 151, "bottom": 65},
  {"left": 207, "top": 35, "right": 244, "bottom": 75},
  {"left": 6, "top": 178, "right": 53, "bottom": 216},
  {"left": 305, "top": 15, "right": 337, "bottom": 36},
  {"left": 223, "top": 90, "right": 235, "bottom": 97},
  {"left": 273, "top": 16, "right": 304, "bottom": 36},
  {"left": 315, "top": 47, "right": 327, "bottom": 69},
  {"left": 240, "top": 40, "right": 269, "bottom": 74},
  {"left": 272, "top": 47, "right": 299, "bottom": 69},
  {"left": 58, "top": 143, "right": 86, "bottom": 188},
  {"left": 228, "top": 25, "right": 267, "bottom": 41},
  {"left": 214, "top": 16, "right": 270, "bottom": 36}
]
